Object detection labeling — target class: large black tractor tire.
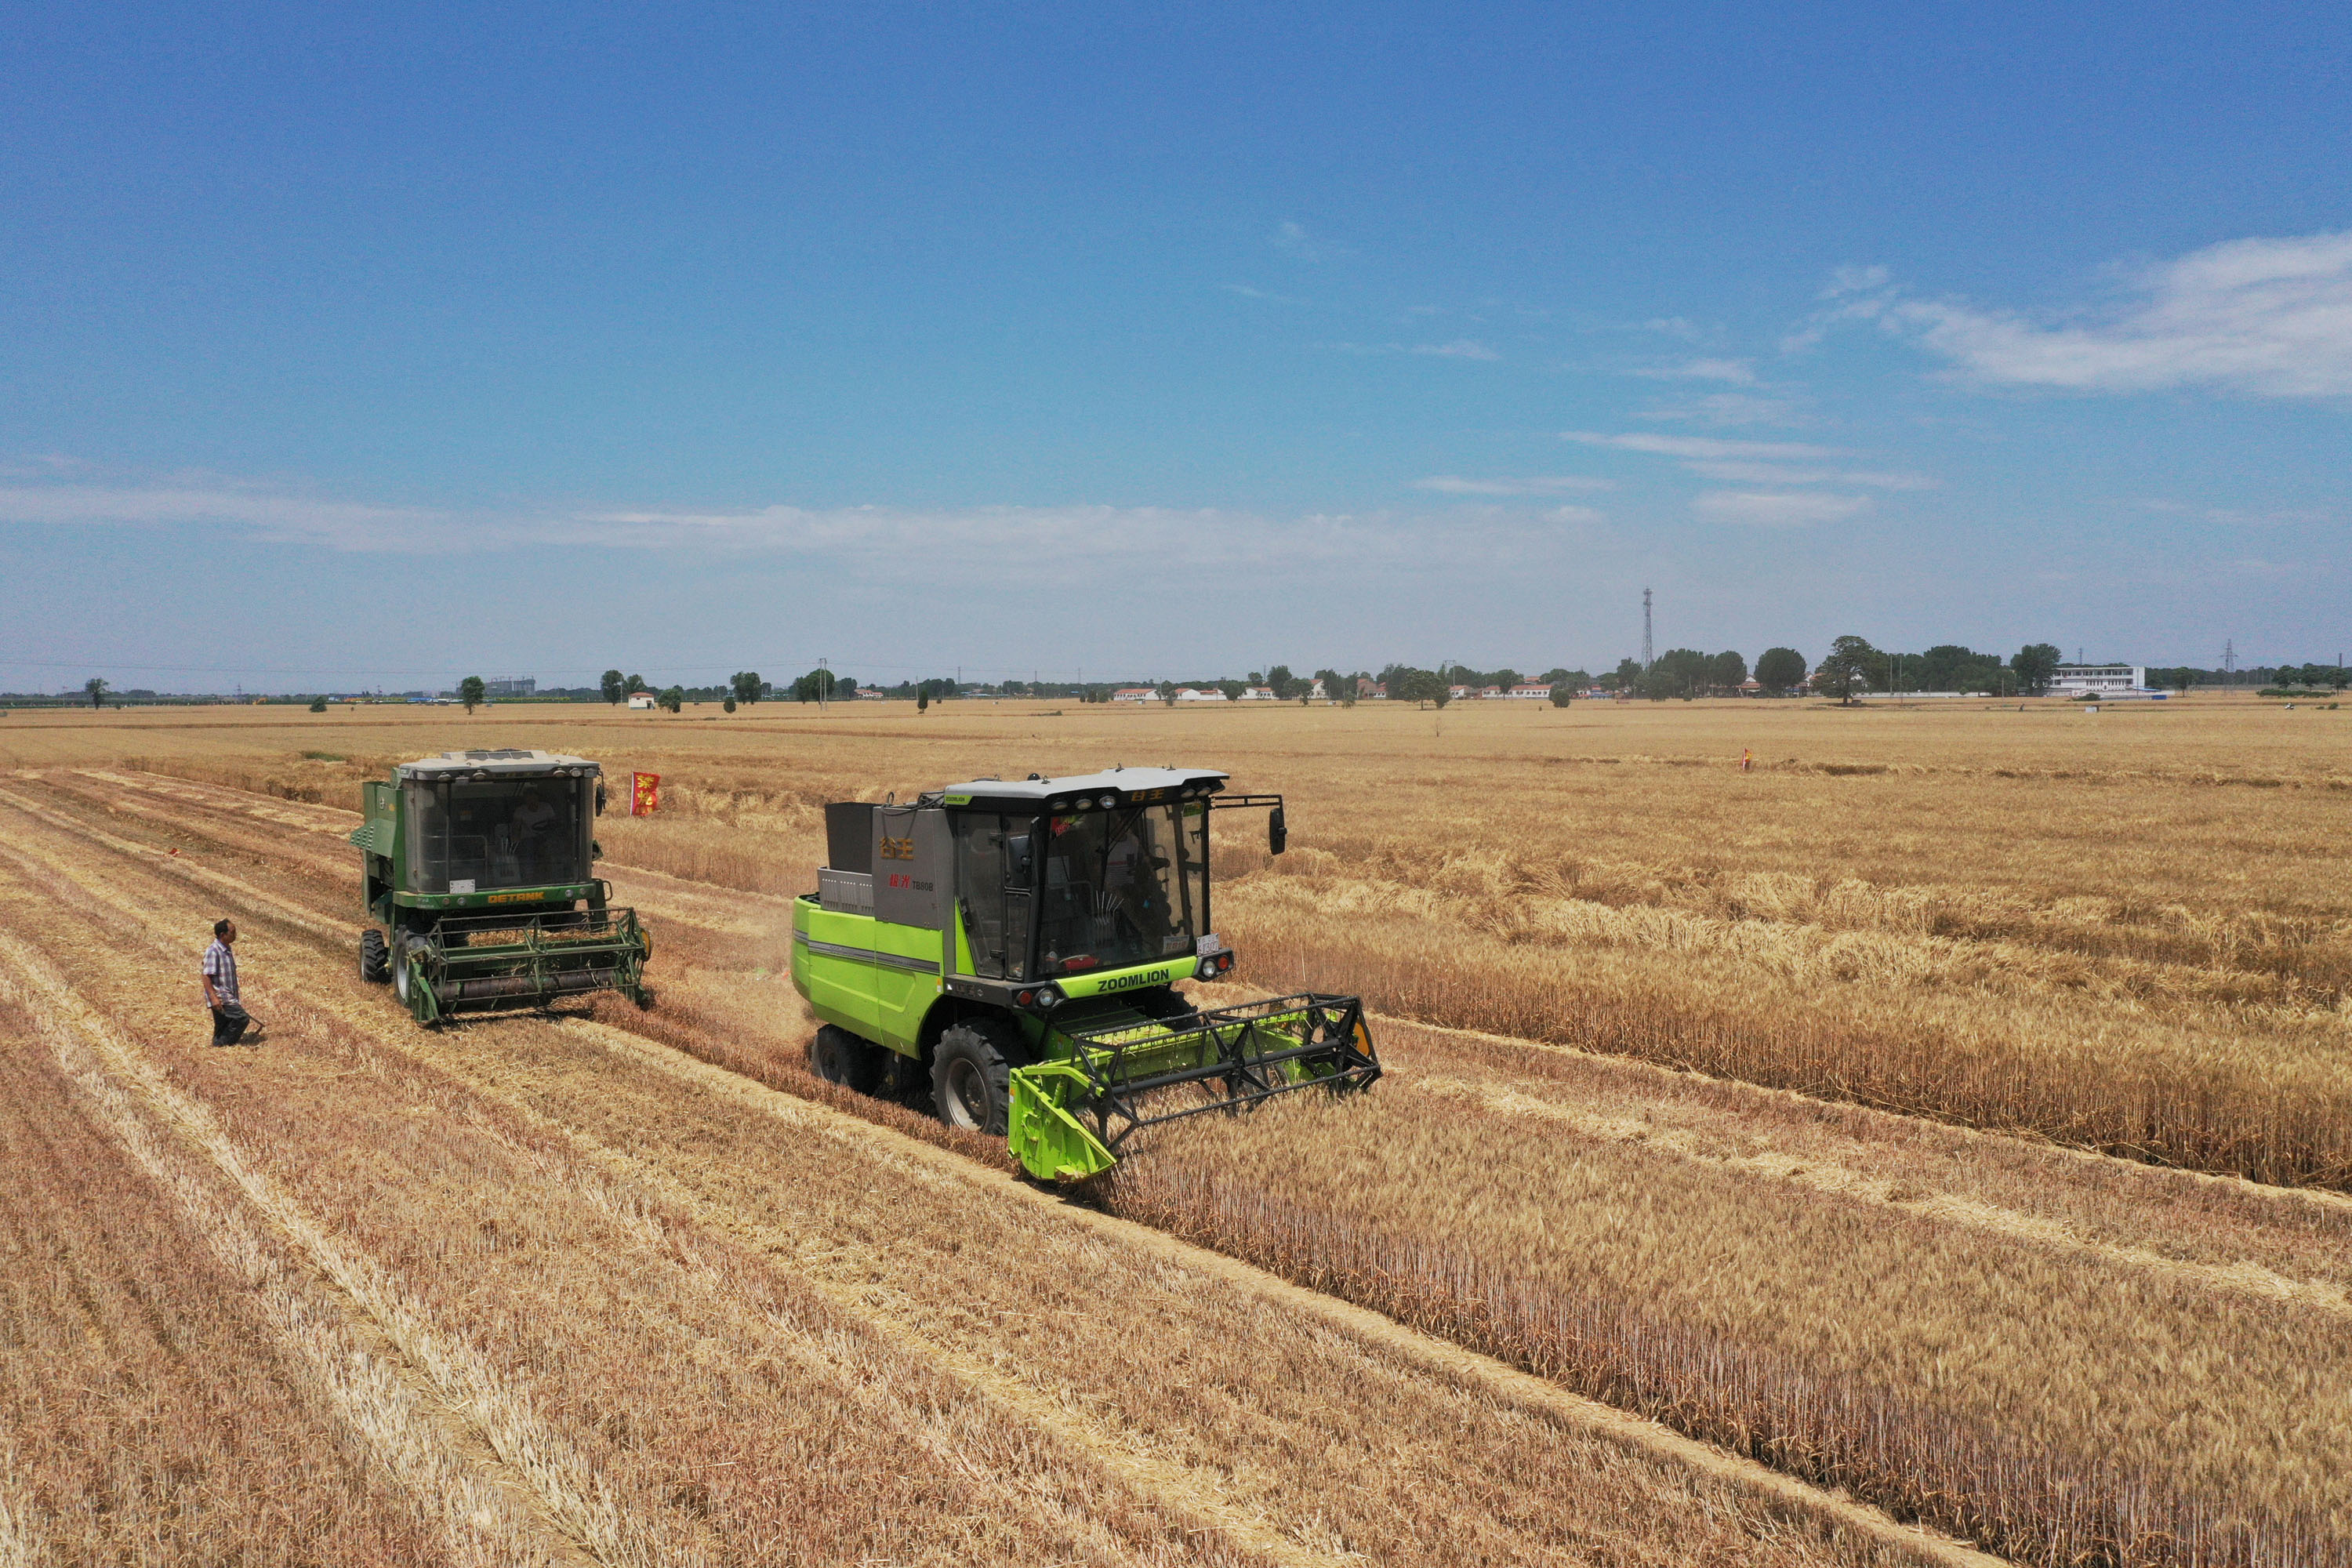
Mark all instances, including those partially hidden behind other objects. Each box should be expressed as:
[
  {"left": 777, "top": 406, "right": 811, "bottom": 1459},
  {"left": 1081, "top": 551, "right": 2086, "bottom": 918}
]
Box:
[
  {"left": 931, "top": 1020, "right": 1018, "bottom": 1136},
  {"left": 810, "top": 1025, "right": 886, "bottom": 1094},
  {"left": 359, "top": 928, "right": 390, "bottom": 984}
]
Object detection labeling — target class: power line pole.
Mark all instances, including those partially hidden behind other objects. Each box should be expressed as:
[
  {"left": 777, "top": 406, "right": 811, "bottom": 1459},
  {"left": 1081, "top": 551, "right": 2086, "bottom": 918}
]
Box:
[
  {"left": 818, "top": 656, "right": 829, "bottom": 712},
  {"left": 1641, "top": 588, "right": 1653, "bottom": 672},
  {"left": 2222, "top": 640, "right": 2237, "bottom": 685}
]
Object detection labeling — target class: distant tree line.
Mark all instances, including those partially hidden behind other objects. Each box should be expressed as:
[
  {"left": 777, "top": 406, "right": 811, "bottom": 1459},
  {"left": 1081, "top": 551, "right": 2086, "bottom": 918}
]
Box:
[{"left": 58, "top": 648, "right": 2334, "bottom": 716}]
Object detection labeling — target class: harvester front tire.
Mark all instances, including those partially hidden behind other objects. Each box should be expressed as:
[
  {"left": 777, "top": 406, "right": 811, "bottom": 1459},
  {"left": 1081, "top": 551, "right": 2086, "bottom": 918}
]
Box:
[
  {"left": 360, "top": 929, "right": 390, "bottom": 984},
  {"left": 810, "top": 1025, "right": 885, "bottom": 1094},
  {"left": 932, "top": 1022, "right": 1015, "bottom": 1136}
]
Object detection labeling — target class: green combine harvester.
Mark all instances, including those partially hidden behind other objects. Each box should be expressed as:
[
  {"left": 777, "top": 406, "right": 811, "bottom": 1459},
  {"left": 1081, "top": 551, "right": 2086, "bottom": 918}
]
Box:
[
  {"left": 791, "top": 768, "right": 1381, "bottom": 1181},
  {"left": 350, "top": 750, "right": 651, "bottom": 1024}
]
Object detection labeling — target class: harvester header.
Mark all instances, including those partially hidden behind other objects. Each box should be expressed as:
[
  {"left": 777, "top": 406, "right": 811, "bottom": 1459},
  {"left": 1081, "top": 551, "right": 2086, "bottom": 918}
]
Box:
[
  {"left": 792, "top": 764, "right": 1377, "bottom": 1180},
  {"left": 350, "top": 749, "right": 651, "bottom": 1022}
]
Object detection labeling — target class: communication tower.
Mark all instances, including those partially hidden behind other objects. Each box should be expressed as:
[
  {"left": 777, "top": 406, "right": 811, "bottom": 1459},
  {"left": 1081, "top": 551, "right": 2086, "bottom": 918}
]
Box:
[{"left": 1642, "top": 587, "right": 1653, "bottom": 671}]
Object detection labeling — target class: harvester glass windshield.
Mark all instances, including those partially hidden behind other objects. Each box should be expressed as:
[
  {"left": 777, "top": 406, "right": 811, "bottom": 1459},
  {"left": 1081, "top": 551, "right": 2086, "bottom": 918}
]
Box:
[
  {"left": 1037, "top": 802, "right": 1206, "bottom": 976},
  {"left": 403, "top": 775, "right": 592, "bottom": 894}
]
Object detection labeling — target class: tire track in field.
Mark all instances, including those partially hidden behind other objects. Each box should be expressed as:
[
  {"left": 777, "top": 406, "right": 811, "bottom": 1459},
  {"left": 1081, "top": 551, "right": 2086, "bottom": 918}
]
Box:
[
  {"left": 0, "top": 925, "right": 601, "bottom": 1568},
  {"left": 0, "top": 774, "right": 1998, "bottom": 1568},
  {"left": 0, "top": 1461, "right": 34, "bottom": 1568}
]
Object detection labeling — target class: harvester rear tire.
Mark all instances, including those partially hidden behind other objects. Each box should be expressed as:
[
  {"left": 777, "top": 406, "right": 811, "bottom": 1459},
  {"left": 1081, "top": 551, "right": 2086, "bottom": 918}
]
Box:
[
  {"left": 360, "top": 929, "right": 390, "bottom": 984},
  {"left": 932, "top": 1021, "right": 1016, "bottom": 1136},
  {"left": 810, "top": 1025, "right": 885, "bottom": 1094}
]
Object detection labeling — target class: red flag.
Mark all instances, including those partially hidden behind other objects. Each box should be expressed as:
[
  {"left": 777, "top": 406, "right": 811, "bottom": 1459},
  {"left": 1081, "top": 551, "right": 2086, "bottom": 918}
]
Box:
[{"left": 632, "top": 771, "right": 661, "bottom": 815}]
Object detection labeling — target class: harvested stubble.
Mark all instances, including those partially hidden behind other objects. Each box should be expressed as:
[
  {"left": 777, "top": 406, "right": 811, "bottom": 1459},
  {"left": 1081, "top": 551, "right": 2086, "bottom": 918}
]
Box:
[
  {"left": 1104, "top": 1061, "right": 2352, "bottom": 1568},
  {"left": 0, "top": 778, "right": 1936, "bottom": 1568},
  {"left": 0, "top": 851, "right": 1247, "bottom": 1568},
  {"left": 0, "top": 992, "right": 455, "bottom": 1566}
]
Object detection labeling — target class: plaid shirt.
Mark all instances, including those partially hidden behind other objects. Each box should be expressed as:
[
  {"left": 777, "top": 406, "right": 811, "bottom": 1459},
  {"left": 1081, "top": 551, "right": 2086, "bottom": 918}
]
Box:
[{"left": 201, "top": 938, "right": 239, "bottom": 1005}]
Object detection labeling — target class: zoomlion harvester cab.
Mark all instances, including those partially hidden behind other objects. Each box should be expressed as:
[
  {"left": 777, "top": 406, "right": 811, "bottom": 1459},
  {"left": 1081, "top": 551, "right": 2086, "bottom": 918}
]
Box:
[
  {"left": 350, "top": 749, "right": 651, "bottom": 1024},
  {"left": 790, "top": 767, "right": 1379, "bottom": 1181}
]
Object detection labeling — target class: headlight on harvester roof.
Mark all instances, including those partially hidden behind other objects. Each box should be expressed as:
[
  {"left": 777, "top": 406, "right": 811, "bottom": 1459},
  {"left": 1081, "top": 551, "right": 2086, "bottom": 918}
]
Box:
[{"left": 1098, "top": 794, "right": 1116, "bottom": 808}]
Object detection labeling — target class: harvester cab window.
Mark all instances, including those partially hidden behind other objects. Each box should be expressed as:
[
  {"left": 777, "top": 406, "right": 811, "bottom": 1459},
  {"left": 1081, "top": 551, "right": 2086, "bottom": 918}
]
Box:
[
  {"left": 953, "top": 812, "right": 1036, "bottom": 980},
  {"left": 1036, "top": 804, "right": 1202, "bottom": 976},
  {"left": 404, "top": 775, "right": 592, "bottom": 894}
]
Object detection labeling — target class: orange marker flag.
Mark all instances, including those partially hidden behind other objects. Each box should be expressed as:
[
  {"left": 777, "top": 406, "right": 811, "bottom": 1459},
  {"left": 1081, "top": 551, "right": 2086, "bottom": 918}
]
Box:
[
  {"left": 632, "top": 771, "right": 661, "bottom": 816},
  {"left": 1740, "top": 749, "right": 1751, "bottom": 771}
]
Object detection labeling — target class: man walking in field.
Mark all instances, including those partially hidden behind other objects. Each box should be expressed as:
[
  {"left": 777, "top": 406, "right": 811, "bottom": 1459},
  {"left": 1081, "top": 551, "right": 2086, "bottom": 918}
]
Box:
[{"left": 201, "top": 918, "right": 261, "bottom": 1046}]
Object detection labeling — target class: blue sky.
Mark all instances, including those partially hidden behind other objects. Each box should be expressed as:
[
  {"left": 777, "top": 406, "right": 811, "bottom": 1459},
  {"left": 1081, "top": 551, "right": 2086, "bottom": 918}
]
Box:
[{"left": 4, "top": 2, "right": 2347, "bottom": 691}]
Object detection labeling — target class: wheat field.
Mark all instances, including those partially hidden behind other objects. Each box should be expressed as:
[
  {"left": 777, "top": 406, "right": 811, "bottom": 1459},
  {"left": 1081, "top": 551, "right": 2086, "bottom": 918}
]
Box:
[{"left": 2, "top": 692, "right": 2344, "bottom": 1565}]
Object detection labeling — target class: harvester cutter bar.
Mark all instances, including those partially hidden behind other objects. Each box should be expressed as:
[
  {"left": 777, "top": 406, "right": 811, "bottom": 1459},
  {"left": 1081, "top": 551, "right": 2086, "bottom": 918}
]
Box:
[
  {"left": 412, "top": 907, "right": 649, "bottom": 1016},
  {"left": 1060, "top": 992, "right": 1379, "bottom": 1155}
]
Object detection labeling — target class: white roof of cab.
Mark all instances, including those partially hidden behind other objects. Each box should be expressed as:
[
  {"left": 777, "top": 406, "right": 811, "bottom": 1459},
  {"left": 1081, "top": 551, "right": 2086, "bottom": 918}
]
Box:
[
  {"left": 396, "top": 749, "right": 603, "bottom": 779},
  {"left": 938, "top": 765, "right": 1226, "bottom": 802}
]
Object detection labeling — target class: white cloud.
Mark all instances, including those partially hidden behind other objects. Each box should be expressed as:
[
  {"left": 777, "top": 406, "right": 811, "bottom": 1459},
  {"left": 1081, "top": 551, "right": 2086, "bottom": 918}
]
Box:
[
  {"left": 1544, "top": 504, "right": 1606, "bottom": 524},
  {"left": 1635, "top": 358, "right": 1757, "bottom": 384},
  {"left": 1412, "top": 339, "right": 1501, "bottom": 361},
  {"left": 1414, "top": 475, "right": 1613, "bottom": 495},
  {"left": 1563, "top": 432, "right": 1846, "bottom": 460},
  {"left": 1821, "top": 264, "right": 1890, "bottom": 299},
  {"left": 1632, "top": 391, "right": 1806, "bottom": 426},
  {"left": 0, "top": 475, "right": 1602, "bottom": 579},
  {"left": 1693, "top": 491, "right": 1872, "bottom": 527},
  {"left": 1272, "top": 220, "right": 1353, "bottom": 262},
  {"left": 0, "top": 481, "right": 453, "bottom": 545},
  {"left": 1842, "top": 232, "right": 2352, "bottom": 398},
  {"left": 1683, "top": 461, "right": 1935, "bottom": 490},
  {"left": 1562, "top": 430, "right": 1931, "bottom": 498}
]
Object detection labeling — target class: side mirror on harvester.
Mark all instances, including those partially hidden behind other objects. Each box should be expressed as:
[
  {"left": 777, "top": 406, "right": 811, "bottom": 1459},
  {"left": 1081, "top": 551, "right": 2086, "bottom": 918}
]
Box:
[
  {"left": 595, "top": 782, "right": 607, "bottom": 816},
  {"left": 1007, "top": 834, "right": 1034, "bottom": 882},
  {"left": 1268, "top": 804, "right": 1287, "bottom": 856}
]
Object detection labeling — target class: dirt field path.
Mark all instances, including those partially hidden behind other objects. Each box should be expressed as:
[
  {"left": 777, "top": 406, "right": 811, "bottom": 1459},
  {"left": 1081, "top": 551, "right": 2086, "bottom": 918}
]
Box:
[{"left": 0, "top": 771, "right": 1981, "bottom": 1566}]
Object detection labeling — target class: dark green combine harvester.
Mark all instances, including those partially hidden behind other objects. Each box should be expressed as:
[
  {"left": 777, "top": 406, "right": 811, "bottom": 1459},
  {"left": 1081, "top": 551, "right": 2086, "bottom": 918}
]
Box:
[
  {"left": 791, "top": 767, "right": 1380, "bottom": 1181},
  {"left": 350, "top": 750, "right": 651, "bottom": 1024}
]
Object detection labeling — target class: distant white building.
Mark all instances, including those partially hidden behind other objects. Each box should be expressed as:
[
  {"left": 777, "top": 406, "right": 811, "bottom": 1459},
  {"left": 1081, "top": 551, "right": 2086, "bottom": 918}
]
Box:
[
  {"left": 1504, "top": 683, "right": 1552, "bottom": 699},
  {"left": 1356, "top": 678, "right": 1386, "bottom": 699},
  {"left": 1174, "top": 687, "right": 1229, "bottom": 702},
  {"left": 2049, "top": 664, "right": 2147, "bottom": 696},
  {"left": 1239, "top": 686, "right": 1278, "bottom": 701},
  {"left": 1111, "top": 687, "right": 1157, "bottom": 703},
  {"left": 1307, "top": 677, "right": 1328, "bottom": 700},
  {"left": 485, "top": 677, "right": 536, "bottom": 698},
  {"left": 627, "top": 693, "right": 656, "bottom": 710}
]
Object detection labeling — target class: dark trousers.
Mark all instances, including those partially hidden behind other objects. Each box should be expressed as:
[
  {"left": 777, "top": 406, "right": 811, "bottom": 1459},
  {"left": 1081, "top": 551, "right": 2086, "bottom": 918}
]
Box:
[{"left": 210, "top": 1004, "right": 250, "bottom": 1046}]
